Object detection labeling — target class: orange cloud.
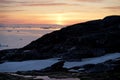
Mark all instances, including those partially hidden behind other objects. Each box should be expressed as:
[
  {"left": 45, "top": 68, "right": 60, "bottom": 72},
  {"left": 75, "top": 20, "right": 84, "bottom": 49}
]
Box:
[
  {"left": 104, "top": 6, "right": 120, "bottom": 10},
  {"left": 0, "top": 0, "right": 78, "bottom": 8},
  {"left": 0, "top": 0, "right": 19, "bottom": 3},
  {"left": 21, "top": 3, "right": 78, "bottom": 6},
  {"left": 74, "top": 0, "right": 103, "bottom": 2},
  {"left": 0, "top": 10, "right": 24, "bottom": 12},
  {"left": 0, "top": 15, "right": 7, "bottom": 18}
]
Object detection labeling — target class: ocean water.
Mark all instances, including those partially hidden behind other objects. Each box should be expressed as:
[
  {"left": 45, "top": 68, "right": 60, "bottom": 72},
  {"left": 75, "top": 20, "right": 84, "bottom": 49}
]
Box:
[{"left": 0, "top": 24, "right": 62, "bottom": 50}]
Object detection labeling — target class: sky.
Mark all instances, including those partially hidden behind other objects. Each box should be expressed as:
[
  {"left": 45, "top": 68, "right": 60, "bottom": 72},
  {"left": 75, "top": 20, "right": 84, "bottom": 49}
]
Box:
[{"left": 0, "top": 0, "right": 120, "bottom": 25}]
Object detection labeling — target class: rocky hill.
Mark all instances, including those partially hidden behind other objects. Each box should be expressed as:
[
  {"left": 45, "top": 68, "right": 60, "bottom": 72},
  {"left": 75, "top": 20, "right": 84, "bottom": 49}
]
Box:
[{"left": 0, "top": 15, "right": 120, "bottom": 61}]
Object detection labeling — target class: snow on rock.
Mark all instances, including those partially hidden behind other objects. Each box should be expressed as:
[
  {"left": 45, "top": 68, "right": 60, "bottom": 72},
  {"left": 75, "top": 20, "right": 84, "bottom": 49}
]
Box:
[
  {"left": 64, "top": 53, "right": 120, "bottom": 68},
  {"left": 0, "top": 53, "right": 120, "bottom": 72},
  {"left": 0, "top": 59, "right": 58, "bottom": 72}
]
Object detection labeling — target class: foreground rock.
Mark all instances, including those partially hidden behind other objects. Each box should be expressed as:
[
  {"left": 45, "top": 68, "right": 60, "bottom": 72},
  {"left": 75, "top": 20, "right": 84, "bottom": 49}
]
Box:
[
  {"left": 0, "top": 73, "right": 80, "bottom": 80},
  {"left": 16, "top": 61, "right": 68, "bottom": 75},
  {"left": 15, "top": 57, "right": 120, "bottom": 74},
  {"left": 68, "top": 57, "right": 120, "bottom": 73},
  {"left": 0, "top": 73, "right": 30, "bottom": 80},
  {"left": 13, "top": 58, "right": 120, "bottom": 80},
  {"left": 39, "top": 61, "right": 68, "bottom": 72},
  {"left": 0, "top": 15, "right": 120, "bottom": 61}
]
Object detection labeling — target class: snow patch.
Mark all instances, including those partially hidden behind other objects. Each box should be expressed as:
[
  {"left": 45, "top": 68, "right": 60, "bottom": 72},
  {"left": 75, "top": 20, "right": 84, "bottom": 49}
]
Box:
[{"left": 64, "top": 53, "right": 120, "bottom": 68}]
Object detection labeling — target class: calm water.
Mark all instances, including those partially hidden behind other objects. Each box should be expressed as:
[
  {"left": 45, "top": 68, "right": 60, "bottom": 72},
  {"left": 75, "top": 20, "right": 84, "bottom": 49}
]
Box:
[{"left": 0, "top": 24, "right": 62, "bottom": 50}]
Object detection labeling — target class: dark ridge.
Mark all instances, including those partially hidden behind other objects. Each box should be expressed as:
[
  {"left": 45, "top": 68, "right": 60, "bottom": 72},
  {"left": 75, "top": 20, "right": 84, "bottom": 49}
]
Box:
[{"left": 0, "top": 15, "right": 120, "bottom": 61}]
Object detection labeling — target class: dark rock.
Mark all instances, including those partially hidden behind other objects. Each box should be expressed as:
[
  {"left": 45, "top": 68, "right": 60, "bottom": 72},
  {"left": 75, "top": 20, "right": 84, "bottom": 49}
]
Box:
[
  {"left": 0, "top": 15, "right": 120, "bottom": 61},
  {"left": 69, "top": 66, "right": 81, "bottom": 70},
  {"left": 86, "top": 63, "right": 114, "bottom": 73},
  {"left": 0, "top": 49, "right": 17, "bottom": 61},
  {"left": 82, "top": 64, "right": 95, "bottom": 70},
  {"left": 15, "top": 61, "right": 68, "bottom": 75},
  {"left": 40, "top": 61, "right": 68, "bottom": 72},
  {"left": 103, "top": 15, "right": 120, "bottom": 27},
  {"left": 84, "top": 58, "right": 120, "bottom": 73},
  {"left": 0, "top": 73, "right": 30, "bottom": 80},
  {"left": 104, "top": 58, "right": 120, "bottom": 72}
]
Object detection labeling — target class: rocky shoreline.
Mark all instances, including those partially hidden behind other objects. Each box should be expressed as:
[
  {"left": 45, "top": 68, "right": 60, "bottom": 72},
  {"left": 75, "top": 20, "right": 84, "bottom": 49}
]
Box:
[
  {"left": 0, "top": 68, "right": 120, "bottom": 80},
  {"left": 0, "top": 15, "right": 120, "bottom": 80},
  {"left": 1, "top": 56, "right": 119, "bottom": 80}
]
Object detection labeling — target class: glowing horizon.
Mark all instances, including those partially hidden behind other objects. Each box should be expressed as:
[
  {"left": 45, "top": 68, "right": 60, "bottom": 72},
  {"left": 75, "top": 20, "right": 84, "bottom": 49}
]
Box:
[{"left": 0, "top": 0, "right": 120, "bottom": 25}]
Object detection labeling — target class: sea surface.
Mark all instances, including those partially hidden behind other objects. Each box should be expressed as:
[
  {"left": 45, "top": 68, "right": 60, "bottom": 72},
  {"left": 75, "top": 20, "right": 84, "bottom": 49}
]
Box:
[{"left": 0, "top": 24, "right": 62, "bottom": 50}]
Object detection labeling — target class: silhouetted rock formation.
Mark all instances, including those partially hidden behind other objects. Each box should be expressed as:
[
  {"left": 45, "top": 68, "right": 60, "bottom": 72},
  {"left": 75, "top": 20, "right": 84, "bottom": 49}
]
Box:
[
  {"left": 0, "top": 15, "right": 120, "bottom": 61},
  {"left": 39, "top": 61, "right": 68, "bottom": 72}
]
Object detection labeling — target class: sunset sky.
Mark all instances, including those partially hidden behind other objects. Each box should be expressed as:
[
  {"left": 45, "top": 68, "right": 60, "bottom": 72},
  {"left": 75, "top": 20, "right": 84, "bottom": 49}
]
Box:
[{"left": 0, "top": 0, "right": 120, "bottom": 25}]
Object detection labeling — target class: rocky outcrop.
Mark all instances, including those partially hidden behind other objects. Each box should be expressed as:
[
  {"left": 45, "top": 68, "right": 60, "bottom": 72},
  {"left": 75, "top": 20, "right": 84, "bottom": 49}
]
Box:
[
  {"left": 39, "top": 61, "right": 68, "bottom": 72},
  {"left": 86, "top": 58, "right": 120, "bottom": 73},
  {"left": 0, "top": 15, "right": 120, "bottom": 61},
  {"left": 68, "top": 57, "right": 120, "bottom": 73}
]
